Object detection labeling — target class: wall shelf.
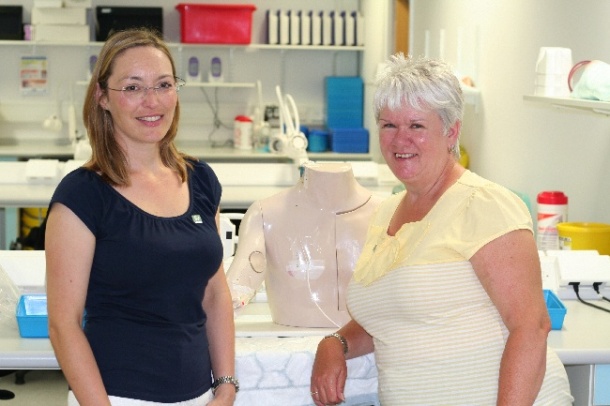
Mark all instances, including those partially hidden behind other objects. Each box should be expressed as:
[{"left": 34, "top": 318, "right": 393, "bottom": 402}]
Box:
[
  {"left": 523, "top": 94, "right": 610, "bottom": 116},
  {"left": 0, "top": 40, "right": 364, "bottom": 52}
]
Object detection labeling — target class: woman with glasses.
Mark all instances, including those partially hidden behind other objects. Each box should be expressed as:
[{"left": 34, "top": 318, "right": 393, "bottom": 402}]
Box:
[{"left": 45, "top": 28, "right": 236, "bottom": 405}]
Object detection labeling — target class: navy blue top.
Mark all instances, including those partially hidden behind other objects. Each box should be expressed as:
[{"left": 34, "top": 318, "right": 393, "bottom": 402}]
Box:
[{"left": 49, "top": 160, "right": 223, "bottom": 402}]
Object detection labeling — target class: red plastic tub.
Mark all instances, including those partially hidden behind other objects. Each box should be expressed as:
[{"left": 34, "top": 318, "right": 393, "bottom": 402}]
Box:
[{"left": 176, "top": 4, "right": 256, "bottom": 44}]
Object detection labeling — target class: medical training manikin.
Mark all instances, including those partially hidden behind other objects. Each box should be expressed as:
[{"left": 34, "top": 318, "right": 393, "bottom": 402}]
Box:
[{"left": 226, "top": 162, "right": 383, "bottom": 328}]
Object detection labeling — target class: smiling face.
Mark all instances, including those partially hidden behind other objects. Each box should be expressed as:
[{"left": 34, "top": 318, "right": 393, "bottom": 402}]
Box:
[
  {"left": 378, "top": 103, "right": 460, "bottom": 191},
  {"left": 97, "top": 46, "right": 177, "bottom": 152}
]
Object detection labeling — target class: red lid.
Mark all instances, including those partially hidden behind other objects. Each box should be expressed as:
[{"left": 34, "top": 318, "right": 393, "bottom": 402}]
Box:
[
  {"left": 234, "top": 115, "right": 252, "bottom": 122},
  {"left": 537, "top": 191, "right": 568, "bottom": 204}
]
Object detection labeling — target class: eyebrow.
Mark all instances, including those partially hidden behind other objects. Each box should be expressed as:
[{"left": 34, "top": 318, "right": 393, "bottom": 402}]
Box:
[{"left": 117, "top": 74, "right": 174, "bottom": 82}]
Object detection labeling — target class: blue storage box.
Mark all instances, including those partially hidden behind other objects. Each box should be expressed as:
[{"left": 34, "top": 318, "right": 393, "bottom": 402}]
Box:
[
  {"left": 329, "top": 128, "right": 369, "bottom": 153},
  {"left": 544, "top": 289, "right": 566, "bottom": 330},
  {"left": 326, "top": 77, "right": 363, "bottom": 128},
  {"left": 16, "top": 294, "right": 49, "bottom": 338}
]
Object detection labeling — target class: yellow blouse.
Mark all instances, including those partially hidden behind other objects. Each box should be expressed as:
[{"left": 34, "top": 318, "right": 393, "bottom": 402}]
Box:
[{"left": 353, "top": 170, "right": 533, "bottom": 285}]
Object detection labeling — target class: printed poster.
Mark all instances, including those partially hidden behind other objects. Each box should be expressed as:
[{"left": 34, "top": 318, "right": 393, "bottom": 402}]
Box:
[{"left": 20, "top": 56, "right": 48, "bottom": 96}]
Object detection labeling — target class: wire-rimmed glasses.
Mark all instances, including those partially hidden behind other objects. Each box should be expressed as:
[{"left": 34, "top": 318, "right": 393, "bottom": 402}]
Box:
[{"left": 106, "top": 77, "right": 186, "bottom": 100}]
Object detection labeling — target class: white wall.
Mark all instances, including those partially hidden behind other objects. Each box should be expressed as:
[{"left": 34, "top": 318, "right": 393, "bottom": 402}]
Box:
[
  {"left": 410, "top": 0, "right": 610, "bottom": 223},
  {"left": 0, "top": 0, "right": 362, "bottom": 145}
]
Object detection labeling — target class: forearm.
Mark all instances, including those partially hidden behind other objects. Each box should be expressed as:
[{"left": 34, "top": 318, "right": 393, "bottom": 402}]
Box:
[
  {"left": 336, "top": 319, "right": 374, "bottom": 359},
  {"left": 206, "top": 296, "right": 236, "bottom": 379},
  {"left": 49, "top": 324, "right": 110, "bottom": 405},
  {"left": 497, "top": 328, "right": 548, "bottom": 406},
  {"left": 204, "top": 270, "right": 237, "bottom": 403}
]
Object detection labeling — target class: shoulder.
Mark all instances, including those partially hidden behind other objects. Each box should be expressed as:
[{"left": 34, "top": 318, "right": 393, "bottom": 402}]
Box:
[
  {"left": 189, "top": 159, "right": 219, "bottom": 182},
  {"left": 54, "top": 167, "right": 103, "bottom": 199},
  {"left": 456, "top": 171, "right": 530, "bottom": 219},
  {"left": 188, "top": 159, "right": 222, "bottom": 206}
]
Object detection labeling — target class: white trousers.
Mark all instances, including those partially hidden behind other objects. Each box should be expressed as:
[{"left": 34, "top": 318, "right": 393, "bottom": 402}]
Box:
[{"left": 67, "top": 389, "right": 214, "bottom": 406}]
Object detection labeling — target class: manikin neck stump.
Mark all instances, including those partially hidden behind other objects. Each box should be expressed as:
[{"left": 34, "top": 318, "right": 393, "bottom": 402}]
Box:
[{"left": 296, "top": 163, "right": 372, "bottom": 213}]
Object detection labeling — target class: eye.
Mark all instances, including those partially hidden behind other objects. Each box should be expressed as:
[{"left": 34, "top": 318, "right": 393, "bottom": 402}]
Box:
[
  {"left": 122, "top": 85, "right": 141, "bottom": 93},
  {"left": 158, "top": 81, "right": 174, "bottom": 90}
]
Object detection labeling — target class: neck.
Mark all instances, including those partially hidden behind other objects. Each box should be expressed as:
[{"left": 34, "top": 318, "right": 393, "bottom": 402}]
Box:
[{"left": 297, "top": 162, "right": 371, "bottom": 212}]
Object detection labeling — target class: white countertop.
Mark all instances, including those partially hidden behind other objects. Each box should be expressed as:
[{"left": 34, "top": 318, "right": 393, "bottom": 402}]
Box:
[
  {"left": 0, "top": 160, "right": 395, "bottom": 209},
  {"left": 1, "top": 298, "right": 608, "bottom": 406},
  {"left": 0, "top": 140, "right": 372, "bottom": 162},
  {"left": 1, "top": 300, "right": 609, "bottom": 371}
]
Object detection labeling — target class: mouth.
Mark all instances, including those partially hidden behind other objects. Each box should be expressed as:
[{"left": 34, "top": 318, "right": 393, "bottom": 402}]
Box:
[
  {"left": 395, "top": 152, "right": 416, "bottom": 159},
  {"left": 137, "top": 115, "right": 162, "bottom": 123}
]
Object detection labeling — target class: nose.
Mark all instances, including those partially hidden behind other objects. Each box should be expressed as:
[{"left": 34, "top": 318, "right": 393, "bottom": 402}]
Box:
[
  {"left": 139, "top": 87, "right": 163, "bottom": 107},
  {"left": 141, "top": 87, "right": 161, "bottom": 99}
]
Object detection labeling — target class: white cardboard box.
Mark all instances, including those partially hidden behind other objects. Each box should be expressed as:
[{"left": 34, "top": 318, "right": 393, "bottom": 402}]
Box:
[
  {"left": 33, "top": 0, "right": 63, "bottom": 8},
  {"left": 32, "top": 7, "right": 87, "bottom": 25},
  {"left": 64, "top": 0, "right": 92, "bottom": 8},
  {"left": 30, "top": 24, "right": 89, "bottom": 42}
]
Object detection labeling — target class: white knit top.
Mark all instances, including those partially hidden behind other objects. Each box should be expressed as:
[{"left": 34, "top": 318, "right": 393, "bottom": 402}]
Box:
[{"left": 348, "top": 170, "right": 573, "bottom": 405}]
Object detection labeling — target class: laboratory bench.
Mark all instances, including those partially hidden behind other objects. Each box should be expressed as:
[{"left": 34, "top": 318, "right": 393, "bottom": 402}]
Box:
[
  {"left": 0, "top": 159, "right": 395, "bottom": 249},
  {"left": 0, "top": 139, "right": 372, "bottom": 163},
  {"left": 0, "top": 299, "right": 609, "bottom": 405}
]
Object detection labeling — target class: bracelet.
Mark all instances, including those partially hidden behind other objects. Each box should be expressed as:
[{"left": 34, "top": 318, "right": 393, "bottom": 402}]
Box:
[
  {"left": 212, "top": 376, "right": 239, "bottom": 394},
  {"left": 324, "top": 332, "right": 348, "bottom": 355}
]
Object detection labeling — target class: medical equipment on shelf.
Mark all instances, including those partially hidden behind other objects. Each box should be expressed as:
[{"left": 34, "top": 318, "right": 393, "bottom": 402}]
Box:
[{"left": 269, "top": 85, "right": 308, "bottom": 166}]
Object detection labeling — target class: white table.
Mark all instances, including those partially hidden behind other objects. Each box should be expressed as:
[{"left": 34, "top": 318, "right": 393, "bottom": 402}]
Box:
[
  {"left": 2, "top": 299, "right": 610, "bottom": 405},
  {"left": 0, "top": 302, "right": 378, "bottom": 406}
]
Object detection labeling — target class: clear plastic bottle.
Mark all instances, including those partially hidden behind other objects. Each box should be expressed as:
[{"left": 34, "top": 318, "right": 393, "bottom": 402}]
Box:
[{"left": 536, "top": 191, "right": 568, "bottom": 251}]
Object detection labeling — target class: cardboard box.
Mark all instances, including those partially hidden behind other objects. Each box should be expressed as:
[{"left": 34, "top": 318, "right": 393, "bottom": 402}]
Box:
[
  {"left": 32, "top": 7, "right": 87, "bottom": 25},
  {"left": 33, "top": 0, "right": 63, "bottom": 8},
  {"left": 64, "top": 0, "right": 92, "bottom": 8},
  {"left": 0, "top": 6, "right": 23, "bottom": 40},
  {"left": 30, "top": 24, "right": 89, "bottom": 42},
  {"left": 96, "top": 6, "right": 162, "bottom": 41}
]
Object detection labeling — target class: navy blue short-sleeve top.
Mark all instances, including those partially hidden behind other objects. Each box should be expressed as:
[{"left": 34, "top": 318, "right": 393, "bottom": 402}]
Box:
[{"left": 49, "top": 160, "right": 223, "bottom": 402}]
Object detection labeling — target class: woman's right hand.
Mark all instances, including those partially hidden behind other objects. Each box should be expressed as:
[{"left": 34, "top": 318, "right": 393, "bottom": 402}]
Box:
[{"left": 310, "top": 337, "right": 348, "bottom": 406}]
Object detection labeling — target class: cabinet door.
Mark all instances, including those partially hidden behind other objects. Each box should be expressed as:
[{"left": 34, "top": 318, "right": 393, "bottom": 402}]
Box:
[{"left": 595, "top": 364, "right": 610, "bottom": 405}]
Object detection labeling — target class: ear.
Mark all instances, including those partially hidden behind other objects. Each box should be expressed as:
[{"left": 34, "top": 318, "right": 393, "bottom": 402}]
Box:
[
  {"left": 96, "top": 83, "right": 109, "bottom": 111},
  {"left": 446, "top": 120, "right": 462, "bottom": 146}
]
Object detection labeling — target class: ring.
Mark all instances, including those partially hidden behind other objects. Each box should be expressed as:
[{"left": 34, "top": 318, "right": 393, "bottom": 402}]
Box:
[{"left": 310, "top": 391, "right": 319, "bottom": 396}]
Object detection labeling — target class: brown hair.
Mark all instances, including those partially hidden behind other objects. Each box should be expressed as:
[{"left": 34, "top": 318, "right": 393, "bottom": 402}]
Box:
[{"left": 83, "top": 28, "right": 192, "bottom": 186}]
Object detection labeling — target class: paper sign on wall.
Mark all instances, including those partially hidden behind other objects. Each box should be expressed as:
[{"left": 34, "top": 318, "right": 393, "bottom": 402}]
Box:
[{"left": 20, "top": 56, "right": 48, "bottom": 96}]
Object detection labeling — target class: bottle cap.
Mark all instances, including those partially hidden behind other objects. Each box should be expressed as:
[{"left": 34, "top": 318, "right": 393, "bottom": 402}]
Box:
[{"left": 537, "top": 191, "right": 568, "bottom": 204}]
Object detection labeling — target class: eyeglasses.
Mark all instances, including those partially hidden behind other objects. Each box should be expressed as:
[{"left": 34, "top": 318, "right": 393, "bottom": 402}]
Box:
[{"left": 106, "top": 77, "right": 186, "bottom": 100}]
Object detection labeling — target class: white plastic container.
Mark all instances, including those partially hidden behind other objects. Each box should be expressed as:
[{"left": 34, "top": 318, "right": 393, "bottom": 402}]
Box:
[
  {"left": 537, "top": 191, "right": 568, "bottom": 251},
  {"left": 234, "top": 115, "right": 253, "bottom": 150}
]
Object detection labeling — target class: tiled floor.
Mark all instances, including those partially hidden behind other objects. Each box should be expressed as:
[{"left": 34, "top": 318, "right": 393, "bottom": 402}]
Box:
[{"left": 0, "top": 370, "right": 68, "bottom": 405}]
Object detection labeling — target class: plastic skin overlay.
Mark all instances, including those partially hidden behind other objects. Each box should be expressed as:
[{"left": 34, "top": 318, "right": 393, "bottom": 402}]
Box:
[{"left": 226, "top": 162, "right": 383, "bottom": 328}]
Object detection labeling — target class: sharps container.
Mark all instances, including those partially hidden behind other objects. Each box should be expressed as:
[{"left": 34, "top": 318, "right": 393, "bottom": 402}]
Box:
[{"left": 537, "top": 191, "right": 568, "bottom": 251}]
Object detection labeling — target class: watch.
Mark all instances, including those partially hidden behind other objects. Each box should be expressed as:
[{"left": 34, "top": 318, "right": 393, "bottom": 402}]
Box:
[{"left": 212, "top": 375, "right": 239, "bottom": 394}]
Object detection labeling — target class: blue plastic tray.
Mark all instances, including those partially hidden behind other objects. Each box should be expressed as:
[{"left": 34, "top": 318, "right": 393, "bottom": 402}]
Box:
[
  {"left": 544, "top": 289, "right": 566, "bottom": 330},
  {"left": 16, "top": 294, "right": 49, "bottom": 338}
]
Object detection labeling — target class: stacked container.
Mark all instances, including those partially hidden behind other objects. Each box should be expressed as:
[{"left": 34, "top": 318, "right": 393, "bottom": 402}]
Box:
[{"left": 534, "top": 47, "right": 572, "bottom": 97}]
